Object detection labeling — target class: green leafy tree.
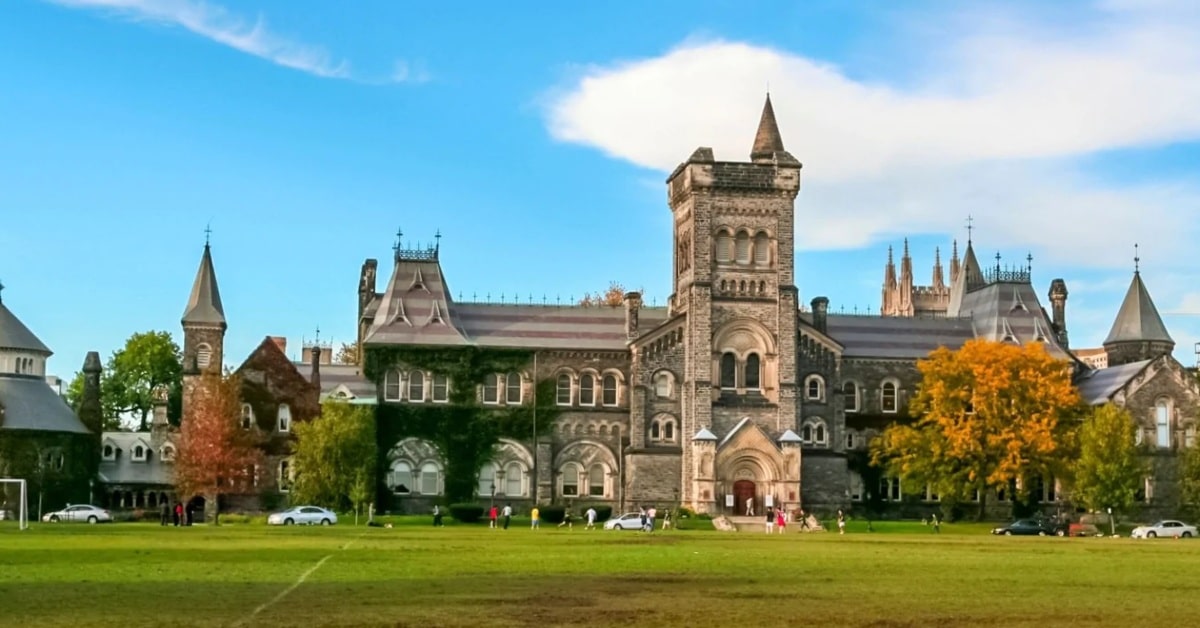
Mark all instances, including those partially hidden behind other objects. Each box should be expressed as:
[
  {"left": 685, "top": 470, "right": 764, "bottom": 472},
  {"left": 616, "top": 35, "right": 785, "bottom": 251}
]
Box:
[
  {"left": 1071, "top": 404, "right": 1145, "bottom": 515},
  {"left": 1181, "top": 431, "right": 1200, "bottom": 517},
  {"left": 106, "top": 331, "right": 183, "bottom": 431},
  {"left": 290, "top": 402, "right": 377, "bottom": 511}
]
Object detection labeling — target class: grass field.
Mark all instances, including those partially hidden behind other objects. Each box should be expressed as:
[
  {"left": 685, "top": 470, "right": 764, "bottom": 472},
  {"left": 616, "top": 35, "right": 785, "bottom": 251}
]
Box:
[{"left": 3, "top": 518, "right": 1200, "bottom": 627}]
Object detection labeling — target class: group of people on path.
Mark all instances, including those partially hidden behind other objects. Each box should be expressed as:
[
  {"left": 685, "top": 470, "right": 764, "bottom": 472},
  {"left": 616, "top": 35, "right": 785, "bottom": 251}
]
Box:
[{"left": 158, "top": 501, "right": 194, "bottom": 527}]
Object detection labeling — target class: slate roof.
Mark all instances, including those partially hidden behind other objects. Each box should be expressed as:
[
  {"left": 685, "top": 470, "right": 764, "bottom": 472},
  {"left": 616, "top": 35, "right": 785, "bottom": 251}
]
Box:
[
  {"left": 816, "top": 314, "right": 976, "bottom": 359},
  {"left": 0, "top": 376, "right": 90, "bottom": 434},
  {"left": 0, "top": 301, "right": 51, "bottom": 354},
  {"left": 954, "top": 281, "right": 1071, "bottom": 359},
  {"left": 181, "top": 243, "right": 226, "bottom": 327},
  {"left": 1074, "top": 359, "right": 1152, "bottom": 405},
  {"left": 1104, "top": 272, "right": 1173, "bottom": 345},
  {"left": 750, "top": 94, "right": 799, "bottom": 165},
  {"left": 97, "top": 432, "right": 175, "bottom": 486},
  {"left": 300, "top": 363, "right": 377, "bottom": 404}
]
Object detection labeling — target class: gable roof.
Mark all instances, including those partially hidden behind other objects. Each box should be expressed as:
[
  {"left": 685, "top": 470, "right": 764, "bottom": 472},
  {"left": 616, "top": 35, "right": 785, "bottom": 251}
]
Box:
[
  {"left": 1104, "top": 272, "right": 1173, "bottom": 345},
  {"left": 181, "top": 243, "right": 226, "bottom": 327},
  {"left": 1074, "top": 359, "right": 1153, "bottom": 405},
  {"left": 0, "top": 301, "right": 51, "bottom": 354}
]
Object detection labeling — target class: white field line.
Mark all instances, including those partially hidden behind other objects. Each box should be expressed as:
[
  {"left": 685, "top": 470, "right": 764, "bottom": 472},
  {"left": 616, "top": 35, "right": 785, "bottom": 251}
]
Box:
[{"left": 233, "top": 531, "right": 369, "bottom": 626}]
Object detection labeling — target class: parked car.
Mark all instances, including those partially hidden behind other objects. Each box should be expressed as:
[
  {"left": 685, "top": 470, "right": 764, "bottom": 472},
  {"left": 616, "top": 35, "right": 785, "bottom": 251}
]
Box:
[
  {"left": 1131, "top": 520, "right": 1196, "bottom": 539},
  {"left": 267, "top": 506, "right": 337, "bottom": 526},
  {"left": 991, "top": 519, "right": 1057, "bottom": 536},
  {"left": 604, "top": 512, "right": 646, "bottom": 530},
  {"left": 42, "top": 504, "right": 112, "bottom": 524}
]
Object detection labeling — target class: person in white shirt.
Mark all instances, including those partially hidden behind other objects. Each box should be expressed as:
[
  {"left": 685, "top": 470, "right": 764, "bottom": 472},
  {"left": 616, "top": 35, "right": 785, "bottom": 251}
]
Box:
[
  {"left": 501, "top": 503, "right": 512, "bottom": 530},
  {"left": 585, "top": 507, "right": 597, "bottom": 530}
]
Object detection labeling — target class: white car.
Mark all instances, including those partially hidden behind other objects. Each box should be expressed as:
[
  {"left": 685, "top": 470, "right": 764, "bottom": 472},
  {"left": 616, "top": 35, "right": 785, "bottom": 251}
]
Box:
[
  {"left": 42, "top": 504, "right": 112, "bottom": 524},
  {"left": 1131, "top": 520, "right": 1196, "bottom": 539},
  {"left": 267, "top": 506, "right": 337, "bottom": 526},
  {"left": 604, "top": 512, "right": 647, "bottom": 530}
]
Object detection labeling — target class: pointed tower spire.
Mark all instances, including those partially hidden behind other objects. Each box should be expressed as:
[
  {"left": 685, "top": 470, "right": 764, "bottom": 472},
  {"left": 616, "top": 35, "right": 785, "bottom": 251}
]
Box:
[
  {"left": 950, "top": 239, "right": 960, "bottom": 286},
  {"left": 933, "top": 246, "right": 945, "bottom": 289},
  {"left": 749, "top": 94, "right": 799, "bottom": 164},
  {"left": 1103, "top": 256, "right": 1174, "bottom": 365},
  {"left": 182, "top": 241, "right": 226, "bottom": 328}
]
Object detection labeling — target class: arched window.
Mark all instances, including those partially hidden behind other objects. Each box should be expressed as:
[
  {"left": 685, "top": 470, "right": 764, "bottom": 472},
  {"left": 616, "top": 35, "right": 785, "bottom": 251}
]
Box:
[
  {"left": 588, "top": 465, "right": 606, "bottom": 497},
  {"left": 650, "top": 421, "right": 661, "bottom": 440},
  {"left": 161, "top": 445, "right": 176, "bottom": 462},
  {"left": 602, "top": 374, "right": 618, "bottom": 406},
  {"left": 384, "top": 370, "right": 402, "bottom": 401},
  {"left": 716, "top": 231, "right": 733, "bottom": 262},
  {"left": 505, "top": 462, "right": 525, "bottom": 497},
  {"left": 842, "top": 381, "right": 859, "bottom": 412},
  {"left": 579, "top": 374, "right": 596, "bottom": 406},
  {"left": 1156, "top": 400, "right": 1171, "bottom": 448},
  {"left": 506, "top": 373, "right": 522, "bottom": 404},
  {"left": 655, "top": 371, "right": 673, "bottom": 398},
  {"left": 556, "top": 374, "right": 572, "bottom": 406},
  {"left": 478, "top": 462, "right": 497, "bottom": 496},
  {"left": 815, "top": 423, "right": 827, "bottom": 445},
  {"left": 483, "top": 374, "right": 501, "bottom": 404},
  {"left": 882, "top": 381, "right": 898, "bottom": 413},
  {"left": 720, "top": 353, "right": 737, "bottom": 389},
  {"left": 419, "top": 462, "right": 440, "bottom": 495},
  {"left": 745, "top": 353, "right": 761, "bottom": 391},
  {"left": 754, "top": 233, "right": 770, "bottom": 265},
  {"left": 806, "top": 375, "right": 824, "bottom": 400},
  {"left": 801, "top": 424, "right": 812, "bottom": 443},
  {"left": 735, "top": 232, "right": 751, "bottom": 264},
  {"left": 133, "top": 445, "right": 145, "bottom": 460},
  {"left": 390, "top": 461, "right": 412, "bottom": 494},
  {"left": 664, "top": 420, "right": 675, "bottom": 442},
  {"left": 562, "top": 463, "right": 581, "bottom": 496},
  {"left": 431, "top": 374, "right": 449, "bottom": 402},
  {"left": 102, "top": 444, "right": 114, "bottom": 459},
  {"left": 196, "top": 344, "right": 212, "bottom": 369},
  {"left": 408, "top": 371, "right": 425, "bottom": 402},
  {"left": 241, "top": 404, "right": 254, "bottom": 429},
  {"left": 277, "top": 404, "right": 291, "bottom": 432}
]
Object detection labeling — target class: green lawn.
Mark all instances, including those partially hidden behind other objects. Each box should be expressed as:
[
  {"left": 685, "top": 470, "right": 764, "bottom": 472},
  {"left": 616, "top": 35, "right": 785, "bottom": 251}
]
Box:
[{"left": 2, "top": 518, "right": 1199, "bottom": 627}]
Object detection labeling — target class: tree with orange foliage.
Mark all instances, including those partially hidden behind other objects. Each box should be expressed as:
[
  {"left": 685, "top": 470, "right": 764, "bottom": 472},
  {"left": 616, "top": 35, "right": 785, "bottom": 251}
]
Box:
[
  {"left": 871, "top": 339, "right": 1083, "bottom": 520},
  {"left": 578, "top": 281, "right": 627, "bottom": 307},
  {"left": 174, "top": 372, "right": 264, "bottom": 525}
]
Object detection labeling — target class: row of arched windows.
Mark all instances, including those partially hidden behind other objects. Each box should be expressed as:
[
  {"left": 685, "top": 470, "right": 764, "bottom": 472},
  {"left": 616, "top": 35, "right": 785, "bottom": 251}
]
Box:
[
  {"left": 556, "top": 371, "right": 622, "bottom": 407},
  {"left": 715, "top": 229, "right": 773, "bottom": 266},
  {"left": 101, "top": 441, "right": 175, "bottom": 462},
  {"left": 388, "top": 459, "right": 444, "bottom": 496},
  {"left": 719, "top": 353, "right": 762, "bottom": 390},
  {"left": 561, "top": 463, "right": 609, "bottom": 497},
  {"left": 840, "top": 380, "right": 901, "bottom": 414},
  {"left": 383, "top": 370, "right": 451, "bottom": 403},
  {"left": 478, "top": 461, "right": 529, "bottom": 497},
  {"left": 6, "top": 355, "right": 39, "bottom": 375},
  {"left": 483, "top": 373, "right": 524, "bottom": 405},
  {"left": 649, "top": 415, "right": 678, "bottom": 443}
]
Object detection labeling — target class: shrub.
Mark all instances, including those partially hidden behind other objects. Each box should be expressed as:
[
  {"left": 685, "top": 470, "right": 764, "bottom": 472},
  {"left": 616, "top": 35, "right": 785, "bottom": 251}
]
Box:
[
  {"left": 449, "top": 504, "right": 485, "bottom": 523},
  {"left": 538, "top": 505, "right": 566, "bottom": 524}
]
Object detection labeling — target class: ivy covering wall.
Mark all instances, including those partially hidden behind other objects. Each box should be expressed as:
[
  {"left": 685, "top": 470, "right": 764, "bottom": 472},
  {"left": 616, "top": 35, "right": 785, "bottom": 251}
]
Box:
[{"left": 364, "top": 346, "right": 561, "bottom": 506}]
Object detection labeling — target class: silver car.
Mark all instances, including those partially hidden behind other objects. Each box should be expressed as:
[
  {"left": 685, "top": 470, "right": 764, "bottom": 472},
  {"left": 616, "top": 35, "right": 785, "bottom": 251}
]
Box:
[
  {"left": 267, "top": 505, "right": 337, "bottom": 526},
  {"left": 604, "top": 512, "right": 647, "bottom": 530},
  {"left": 42, "top": 504, "right": 112, "bottom": 524},
  {"left": 1131, "top": 520, "right": 1196, "bottom": 538}
]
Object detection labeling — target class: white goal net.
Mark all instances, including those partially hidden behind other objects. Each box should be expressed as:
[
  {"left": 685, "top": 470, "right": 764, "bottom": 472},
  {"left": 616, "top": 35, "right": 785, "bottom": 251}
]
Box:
[{"left": 0, "top": 478, "right": 29, "bottom": 530}]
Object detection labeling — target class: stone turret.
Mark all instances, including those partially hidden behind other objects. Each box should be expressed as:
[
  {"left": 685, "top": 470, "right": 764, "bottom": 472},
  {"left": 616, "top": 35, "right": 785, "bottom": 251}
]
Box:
[
  {"left": 1103, "top": 261, "right": 1173, "bottom": 366},
  {"left": 77, "top": 351, "right": 103, "bottom": 436},
  {"left": 1048, "top": 279, "right": 1069, "bottom": 349},
  {"left": 624, "top": 291, "right": 642, "bottom": 340}
]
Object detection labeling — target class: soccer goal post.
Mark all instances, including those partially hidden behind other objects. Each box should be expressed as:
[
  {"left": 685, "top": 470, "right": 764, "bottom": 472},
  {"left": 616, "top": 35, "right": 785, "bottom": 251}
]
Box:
[{"left": 0, "top": 478, "right": 29, "bottom": 530}]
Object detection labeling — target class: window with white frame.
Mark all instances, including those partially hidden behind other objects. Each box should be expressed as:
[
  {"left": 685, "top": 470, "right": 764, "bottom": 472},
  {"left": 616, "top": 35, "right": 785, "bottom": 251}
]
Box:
[
  {"left": 602, "top": 374, "right": 618, "bottom": 406},
  {"left": 478, "top": 462, "right": 497, "bottom": 497},
  {"left": 133, "top": 444, "right": 146, "bottom": 461},
  {"left": 650, "top": 421, "right": 661, "bottom": 440},
  {"left": 1155, "top": 399, "right": 1171, "bottom": 448},
  {"left": 506, "top": 372, "right": 522, "bottom": 405},
  {"left": 745, "top": 354, "right": 761, "bottom": 390},
  {"left": 504, "top": 462, "right": 525, "bottom": 497},
  {"left": 801, "top": 420, "right": 827, "bottom": 446},
  {"left": 845, "top": 431, "right": 856, "bottom": 450},
  {"left": 588, "top": 465, "right": 606, "bottom": 497},
  {"left": 102, "top": 443, "right": 115, "bottom": 461},
  {"left": 390, "top": 461, "right": 412, "bottom": 494},
  {"left": 556, "top": 373, "right": 572, "bottom": 406},
  {"left": 806, "top": 375, "right": 824, "bottom": 401},
  {"left": 654, "top": 371, "right": 673, "bottom": 398},
  {"left": 384, "top": 370, "right": 402, "bottom": 401},
  {"left": 483, "top": 373, "right": 501, "bottom": 404},
  {"left": 579, "top": 373, "right": 596, "bottom": 406},
  {"left": 161, "top": 445, "right": 176, "bottom": 462},
  {"left": 664, "top": 420, "right": 675, "bottom": 441},
  {"left": 720, "top": 353, "right": 737, "bottom": 389},
  {"left": 842, "top": 381, "right": 858, "bottom": 412},
  {"left": 278, "top": 459, "right": 292, "bottom": 492},
  {"left": 241, "top": 403, "right": 254, "bottom": 429},
  {"left": 881, "top": 381, "right": 899, "bottom": 413},
  {"left": 408, "top": 371, "right": 425, "bottom": 402},
  {"left": 277, "top": 404, "right": 291, "bottom": 432},
  {"left": 432, "top": 374, "right": 449, "bottom": 403},
  {"left": 419, "top": 462, "right": 441, "bottom": 495},
  {"left": 562, "top": 463, "right": 582, "bottom": 496}
]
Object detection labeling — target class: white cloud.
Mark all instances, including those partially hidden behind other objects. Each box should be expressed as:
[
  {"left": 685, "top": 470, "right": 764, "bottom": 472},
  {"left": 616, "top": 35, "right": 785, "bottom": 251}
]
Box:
[
  {"left": 543, "top": 2, "right": 1200, "bottom": 265},
  {"left": 49, "top": 0, "right": 352, "bottom": 79},
  {"left": 390, "top": 60, "right": 431, "bottom": 85}
]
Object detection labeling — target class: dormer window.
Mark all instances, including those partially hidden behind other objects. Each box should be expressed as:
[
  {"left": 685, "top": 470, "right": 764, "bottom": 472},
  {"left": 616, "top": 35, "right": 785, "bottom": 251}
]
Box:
[
  {"left": 277, "top": 404, "right": 291, "bottom": 432},
  {"left": 132, "top": 445, "right": 147, "bottom": 461},
  {"left": 102, "top": 443, "right": 115, "bottom": 460},
  {"left": 161, "top": 445, "right": 176, "bottom": 462}
]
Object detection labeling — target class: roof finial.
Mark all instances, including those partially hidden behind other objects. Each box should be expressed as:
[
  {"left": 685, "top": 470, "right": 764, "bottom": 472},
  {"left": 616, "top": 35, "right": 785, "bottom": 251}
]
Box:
[
  {"left": 434, "top": 229, "right": 442, "bottom": 256},
  {"left": 204, "top": 223, "right": 212, "bottom": 247},
  {"left": 966, "top": 215, "right": 974, "bottom": 245},
  {"left": 1026, "top": 252, "right": 1033, "bottom": 273},
  {"left": 393, "top": 227, "right": 403, "bottom": 256},
  {"left": 1134, "top": 243, "right": 1140, "bottom": 274},
  {"left": 314, "top": 325, "right": 321, "bottom": 344}
]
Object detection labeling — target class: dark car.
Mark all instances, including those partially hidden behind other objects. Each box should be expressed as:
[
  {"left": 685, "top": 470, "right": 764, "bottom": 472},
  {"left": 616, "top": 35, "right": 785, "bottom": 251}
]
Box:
[{"left": 992, "top": 519, "right": 1059, "bottom": 536}]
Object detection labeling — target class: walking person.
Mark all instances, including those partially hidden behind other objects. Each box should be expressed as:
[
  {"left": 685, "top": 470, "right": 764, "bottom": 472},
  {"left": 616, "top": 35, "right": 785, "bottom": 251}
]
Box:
[
  {"left": 776, "top": 508, "right": 786, "bottom": 534},
  {"left": 661, "top": 509, "right": 672, "bottom": 530},
  {"left": 931, "top": 513, "right": 941, "bottom": 534},
  {"left": 837, "top": 509, "right": 846, "bottom": 535},
  {"left": 173, "top": 502, "right": 182, "bottom": 527},
  {"left": 159, "top": 501, "right": 170, "bottom": 526},
  {"left": 745, "top": 497, "right": 754, "bottom": 517},
  {"left": 502, "top": 503, "right": 512, "bottom": 530},
  {"left": 765, "top": 506, "right": 775, "bottom": 534},
  {"left": 489, "top": 505, "right": 498, "bottom": 529},
  {"left": 797, "top": 508, "right": 810, "bottom": 531},
  {"left": 585, "top": 507, "right": 597, "bottom": 530},
  {"left": 558, "top": 510, "right": 573, "bottom": 529},
  {"left": 530, "top": 506, "right": 540, "bottom": 529},
  {"left": 432, "top": 505, "right": 444, "bottom": 527},
  {"left": 646, "top": 506, "right": 657, "bottom": 532}
]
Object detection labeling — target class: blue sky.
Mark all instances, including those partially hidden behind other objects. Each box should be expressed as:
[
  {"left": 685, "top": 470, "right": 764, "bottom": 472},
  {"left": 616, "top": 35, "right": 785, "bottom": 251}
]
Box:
[{"left": 2, "top": 0, "right": 1199, "bottom": 377}]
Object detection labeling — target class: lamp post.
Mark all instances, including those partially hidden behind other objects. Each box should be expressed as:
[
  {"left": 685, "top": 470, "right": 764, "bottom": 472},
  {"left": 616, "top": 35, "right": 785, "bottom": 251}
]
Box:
[{"left": 1107, "top": 507, "right": 1115, "bottom": 537}]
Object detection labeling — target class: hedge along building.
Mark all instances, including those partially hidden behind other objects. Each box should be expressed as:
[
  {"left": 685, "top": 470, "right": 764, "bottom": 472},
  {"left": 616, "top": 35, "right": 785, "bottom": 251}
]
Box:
[{"left": 0, "top": 284, "right": 97, "bottom": 513}]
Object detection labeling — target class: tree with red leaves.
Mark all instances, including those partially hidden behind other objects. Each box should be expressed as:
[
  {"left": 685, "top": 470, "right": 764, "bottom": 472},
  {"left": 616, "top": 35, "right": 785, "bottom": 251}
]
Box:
[{"left": 174, "top": 372, "right": 263, "bottom": 525}]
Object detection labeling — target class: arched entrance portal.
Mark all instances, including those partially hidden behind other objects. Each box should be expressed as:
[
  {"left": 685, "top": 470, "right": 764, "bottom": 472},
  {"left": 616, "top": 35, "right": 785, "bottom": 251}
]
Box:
[{"left": 733, "top": 480, "right": 756, "bottom": 516}]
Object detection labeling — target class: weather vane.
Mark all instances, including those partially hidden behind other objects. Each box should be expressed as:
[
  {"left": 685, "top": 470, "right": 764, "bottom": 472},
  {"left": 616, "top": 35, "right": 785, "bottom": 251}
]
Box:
[
  {"left": 204, "top": 223, "right": 212, "bottom": 246},
  {"left": 965, "top": 215, "right": 974, "bottom": 243}
]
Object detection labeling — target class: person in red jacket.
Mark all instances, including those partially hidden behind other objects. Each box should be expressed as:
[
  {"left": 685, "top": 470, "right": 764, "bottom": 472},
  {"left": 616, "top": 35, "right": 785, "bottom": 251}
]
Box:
[{"left": 489, "top": 505, "right": 498, "bottom": 529}]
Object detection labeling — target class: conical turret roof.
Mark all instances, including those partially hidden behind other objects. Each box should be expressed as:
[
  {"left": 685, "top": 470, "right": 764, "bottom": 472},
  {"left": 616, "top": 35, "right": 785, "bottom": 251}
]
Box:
[
  {"left": 1104, "top": 271, "right": 1173, "bottom": 345},
  {"left": 182, "top": 243, "right": 226, "bottom": 327},
  {"left": 0, "top": 300, "right": 52, "bottom": 354},
  {"left": 750, "top": 94, "right": 800, "bottom": 164}
]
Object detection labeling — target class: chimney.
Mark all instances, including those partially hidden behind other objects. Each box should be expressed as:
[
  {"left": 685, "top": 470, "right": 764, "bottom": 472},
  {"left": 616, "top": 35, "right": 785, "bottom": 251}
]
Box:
[
  {"left": 151, "top": 384, "right": 170, "bottom": 435},
  {"left": 811, "top": 297, "right": 829, "bottom": 334},
  {"left": 311, "top": 344, "right": 322, "bottom": 391},
  {"left": 1048, "top": 279, "right": 1069, "bottom": 348},
  {"left": 624, "top": 291, "right": 642, "bottom": 341},
  {"left": 270, "top": 336, "right": 287, "bottom": 355}
]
